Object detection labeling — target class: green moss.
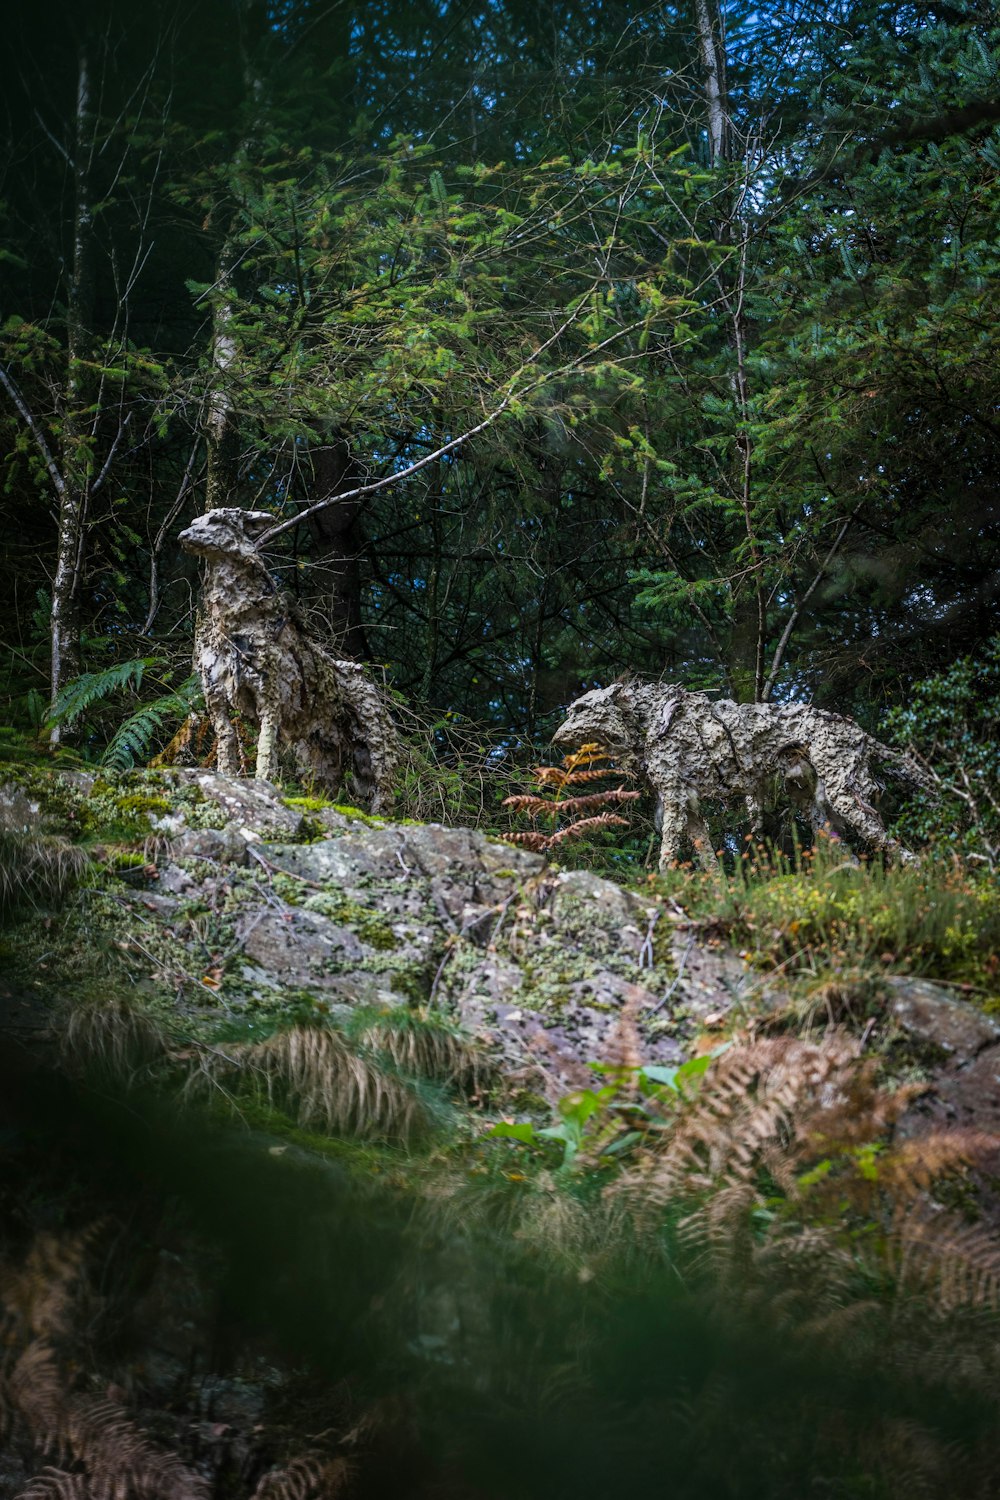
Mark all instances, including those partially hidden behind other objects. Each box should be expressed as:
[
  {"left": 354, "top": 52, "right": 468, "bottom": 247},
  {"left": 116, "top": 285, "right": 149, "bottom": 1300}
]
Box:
[
  {"left": 331, "top": 803, "right": 381, "bottom": 826},
  {"left": 296, "top": 890, "right": 398, "bottom": 950},
  {"left": 101, "top": 848, "right": 149, "bottom": 874},
  {"left": 283, "top": 794, "right": 335, "bottom": 813}
]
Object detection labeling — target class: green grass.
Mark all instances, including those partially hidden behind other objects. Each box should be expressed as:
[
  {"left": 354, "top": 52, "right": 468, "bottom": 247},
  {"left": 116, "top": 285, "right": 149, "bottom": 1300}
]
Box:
[{"left": 652, "top": 835, "right": 1000, "bottom": 997}]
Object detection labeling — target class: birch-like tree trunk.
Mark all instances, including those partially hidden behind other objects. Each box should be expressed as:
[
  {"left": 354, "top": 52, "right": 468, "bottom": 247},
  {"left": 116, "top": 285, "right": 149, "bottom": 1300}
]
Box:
[
  {"left": 49, "top": 43, "right": 95, "bottom": 735},
  {"left": 694, "top": 0, "right": 727, "bottom": 167},
  {"left": 204, "top": 235, "right": 240, "bottom": 511}
]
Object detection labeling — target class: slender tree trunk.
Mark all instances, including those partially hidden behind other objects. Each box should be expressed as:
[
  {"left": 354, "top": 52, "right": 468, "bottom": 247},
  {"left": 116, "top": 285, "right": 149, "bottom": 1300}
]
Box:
[
  {"left": 204, "top": 235, "right": 240, "bottom": 510},
  {"left": 694, "top": 0, "right": 766, "bottom": 701},
  {"left": 49, "top": 43, "right": 95, "bottom": 734},
  {"left": 303, "top": 436, "right": 369, "bottom": 658},
  {"left": 694, "top": 0, "right": 727, "bottom": 166},
  {"left": 204, "top": 1, "right": 267, "bottom": 511}
]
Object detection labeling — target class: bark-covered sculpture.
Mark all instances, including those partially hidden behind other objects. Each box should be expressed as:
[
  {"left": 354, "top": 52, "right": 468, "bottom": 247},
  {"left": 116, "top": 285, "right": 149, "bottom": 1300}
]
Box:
[
  {"left": 179, "top": 509, "right": 398, "bottom": 812},
  {"left": 553, "top": 679, "right": 931, "bottom": 869}
]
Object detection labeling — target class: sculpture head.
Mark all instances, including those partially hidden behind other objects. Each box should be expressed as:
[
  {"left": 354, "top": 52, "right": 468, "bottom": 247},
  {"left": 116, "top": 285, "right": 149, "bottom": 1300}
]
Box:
[
  {"left": 178, "top": 509, "right": 274, "bottom": 562},
  {"left": 551, "top": 681, "right": 636, "bottom": 753}
]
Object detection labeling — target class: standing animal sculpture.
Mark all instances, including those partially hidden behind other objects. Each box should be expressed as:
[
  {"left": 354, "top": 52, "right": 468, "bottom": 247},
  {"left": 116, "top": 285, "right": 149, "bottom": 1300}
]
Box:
[
  {"left": 179, "top": 508, "right": 399, "bottom": 813},
  {"left": 553, "top": 679, "right": 931, "bottom": 870}
]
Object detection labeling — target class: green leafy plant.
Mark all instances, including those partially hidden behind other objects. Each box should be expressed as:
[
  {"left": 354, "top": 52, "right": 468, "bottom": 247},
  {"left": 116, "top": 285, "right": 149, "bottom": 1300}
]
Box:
[
  {"left": 45, "top": 659, "right": 204, "bottom": 770},
  {"left": 101, "top": 674, "right": 203, "bottom": 771},
  {"left": 488, "top": 1053, "right": 716, "bottom": 1171},
  {"left": 887, "top": 638, "right": 1000, "bottom": 871}
]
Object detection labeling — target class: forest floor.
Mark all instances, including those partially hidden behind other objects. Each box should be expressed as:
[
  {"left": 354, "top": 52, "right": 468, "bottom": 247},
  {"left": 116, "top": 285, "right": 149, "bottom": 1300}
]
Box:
[{"left": 1, "top": 760, "right": 999, "bottom": 1499}]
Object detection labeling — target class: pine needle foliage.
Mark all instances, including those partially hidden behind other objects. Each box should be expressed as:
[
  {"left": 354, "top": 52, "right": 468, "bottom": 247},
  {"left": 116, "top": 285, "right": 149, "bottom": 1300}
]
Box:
[{"left": 502, "top": 743, "right": 639, "bottom": 853}]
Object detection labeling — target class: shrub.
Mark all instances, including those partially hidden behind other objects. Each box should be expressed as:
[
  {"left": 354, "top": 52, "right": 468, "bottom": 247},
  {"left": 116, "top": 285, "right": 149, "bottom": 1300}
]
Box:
[{"left": 886, "top": 639, "right": 1000, "bottom": 870}]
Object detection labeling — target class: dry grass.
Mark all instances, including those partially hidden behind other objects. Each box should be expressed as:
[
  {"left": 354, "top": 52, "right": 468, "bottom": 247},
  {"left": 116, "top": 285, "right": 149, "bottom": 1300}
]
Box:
[
  {"left": 59, "top": 996, "right": 170, "bottom": 1084},
  {"left": 354, "top": 1008, "right": 484, "bottom": 1090},
  {"left": 185, "top": 1023, "right": 428, "bottom": 1142},
  {"left": 0, "top": 832, "right": 90, "bottom": 916}
]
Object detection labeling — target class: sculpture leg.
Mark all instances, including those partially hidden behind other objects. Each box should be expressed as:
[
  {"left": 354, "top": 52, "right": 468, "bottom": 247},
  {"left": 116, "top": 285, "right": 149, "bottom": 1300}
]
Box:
[
  {"left": 255, "top": 712, "right": 279, "bottom": 783},
  {"left": 657, "top": 798, "right": 688, "bottom": 871},
  {"left": 686, "top": 807, "right": 720, "bottom": 872},
  {"left": 205, "top": 689, "right": 241, "bottom": 777},
  {"left": 744, "top": 786, "right": 766, "bottom": 844},
  {"left": 821, "top": 777, "right": 905, "bottom": 862}
]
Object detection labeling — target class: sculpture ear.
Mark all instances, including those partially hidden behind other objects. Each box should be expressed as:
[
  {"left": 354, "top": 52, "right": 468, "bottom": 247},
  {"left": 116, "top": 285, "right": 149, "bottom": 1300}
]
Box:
[
  {"left": 243, "top": 512, "right": 274, "bottom": 537},
  {"left": 656, "top": 698, "right": 680, "bottom": 738}
]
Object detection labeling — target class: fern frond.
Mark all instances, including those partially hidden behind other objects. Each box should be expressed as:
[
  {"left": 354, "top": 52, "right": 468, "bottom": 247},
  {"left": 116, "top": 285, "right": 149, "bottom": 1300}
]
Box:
[
  {"left": 891, "top": 1204, "right": 1000, "bottom": 1310},
  {"left": 546, "top": 813, "right": 630, "bottom": 845},
  {"left": 0, "top": 1223, "right": 103, "bottom": 1343},
  {"left": 102, "top": 675, "right": 203, "bottom": 771},
  {"left": 533, "top": 765, "right": 620, "bottom": 787},
  {"left": 502, "top": 787, "right": 639, "bottom": 819},
  {"left": 501, "top": 831, "right": 551, "bottom": 851},
  {"left": 250, "top": 1452, "right": 351, "bottom": 1500},
  {"left": 64, "top": 1392, "right": 208, "bottom": 1500},
  {"left": 15, "top": 1469, "right": 89, "bottom": 1500},
  {"left": 46, "top": 658, "right": 160, "bottom": 730},
  {"left": 881, "top": 1130, "right": 1000, "bottom": 1201},
  {"left": 502, "top": 794, "right": 564, "bottom": 815}
]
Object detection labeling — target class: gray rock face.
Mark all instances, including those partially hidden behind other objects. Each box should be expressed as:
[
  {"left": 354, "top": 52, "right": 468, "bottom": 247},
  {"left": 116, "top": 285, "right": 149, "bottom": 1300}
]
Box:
[
  {"left": 65, "top": 790, "right": 776, "bottom": 1083},
  {"left": 0, "top": 783, "right": 42, "bottom": 835},
  {"left": 156, "top": 770, "right": 306, "bottom": 840},
  {"left": 887, "top": 975, "right": 1000, "bottom": 1056},
  {"left": 170, "top": 825, "right": 250, "bottom": 865}
]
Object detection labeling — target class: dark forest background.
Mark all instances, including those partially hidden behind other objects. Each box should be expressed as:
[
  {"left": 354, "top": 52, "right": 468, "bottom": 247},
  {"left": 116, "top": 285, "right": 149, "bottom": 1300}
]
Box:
[{"left": 1, "top": 0, "right": 998, "bottom": 757}]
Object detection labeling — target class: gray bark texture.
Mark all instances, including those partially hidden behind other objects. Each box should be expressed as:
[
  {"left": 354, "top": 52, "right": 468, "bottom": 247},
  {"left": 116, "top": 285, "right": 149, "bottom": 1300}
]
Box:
[
  {"left": 553, "top": 679, "right": 933, "bottom": 870},
  {"left": 178, "top": 509, "right": 399, "bottom": 812}
]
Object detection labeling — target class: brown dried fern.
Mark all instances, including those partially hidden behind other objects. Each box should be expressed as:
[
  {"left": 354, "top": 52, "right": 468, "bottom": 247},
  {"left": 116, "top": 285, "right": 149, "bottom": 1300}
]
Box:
[
  {"left": 15, "top": 1471, "right": 90, "bottom": 1500},
  {"left": 250, "top": 1452, "right": 351, "bottom": 1500},
  {"left": 0, "top": 1223, "right": 103, "bottom": 1344},
  {"left": 502, "top": 743, "right": 637, "bottom": 855},
  {"left": 610, "top": 1030, "right": 1000, "bottom": 1316}
]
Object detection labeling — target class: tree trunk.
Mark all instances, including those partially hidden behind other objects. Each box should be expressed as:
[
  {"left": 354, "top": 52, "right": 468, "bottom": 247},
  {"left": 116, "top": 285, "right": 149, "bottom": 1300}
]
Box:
[
  {"left": 303, "top": 437, "right": 369, "bottom": 659},
  {"left": 694, "top": 0, "right": 727, "bottom": 166},
  {"left": 49, "top": 43, "right": 95, "bottom": 733},
  {"left": 693, "top": 0, "right": 766, "bottom": 701},
  {"left": 204, "top": 235, "right": 241, "bottom": 511}
]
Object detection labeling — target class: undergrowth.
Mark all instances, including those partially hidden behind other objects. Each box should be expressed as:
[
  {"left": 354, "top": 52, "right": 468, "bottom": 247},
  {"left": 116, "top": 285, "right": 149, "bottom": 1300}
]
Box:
[{"left": 653, "top": 833, "right": 1000, "bottom": 996}]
